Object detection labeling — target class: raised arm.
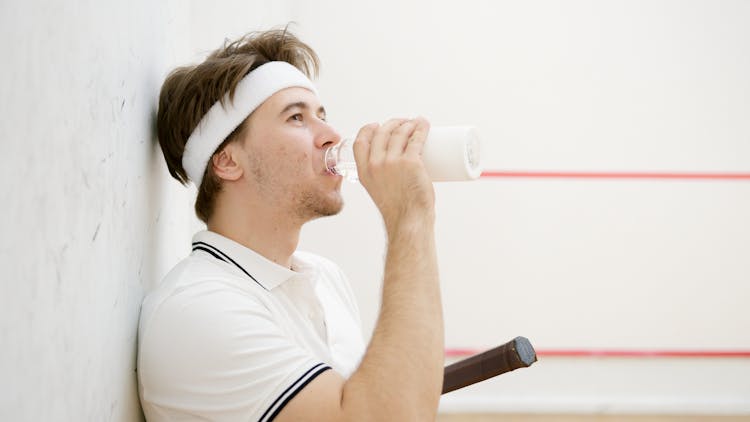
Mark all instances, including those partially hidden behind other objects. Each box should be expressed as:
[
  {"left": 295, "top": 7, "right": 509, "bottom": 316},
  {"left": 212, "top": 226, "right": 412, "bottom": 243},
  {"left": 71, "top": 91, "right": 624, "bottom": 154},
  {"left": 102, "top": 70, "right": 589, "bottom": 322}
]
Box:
[{"left": 276, "top": 117, "right": 443, "bottom": 421}]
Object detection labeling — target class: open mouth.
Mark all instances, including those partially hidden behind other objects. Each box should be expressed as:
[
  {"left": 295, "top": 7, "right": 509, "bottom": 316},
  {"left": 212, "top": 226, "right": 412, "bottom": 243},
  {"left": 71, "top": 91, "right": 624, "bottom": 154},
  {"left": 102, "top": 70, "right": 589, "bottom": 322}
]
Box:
[{"left": 324, "top": 165, "right": 340, "bottom": 176}]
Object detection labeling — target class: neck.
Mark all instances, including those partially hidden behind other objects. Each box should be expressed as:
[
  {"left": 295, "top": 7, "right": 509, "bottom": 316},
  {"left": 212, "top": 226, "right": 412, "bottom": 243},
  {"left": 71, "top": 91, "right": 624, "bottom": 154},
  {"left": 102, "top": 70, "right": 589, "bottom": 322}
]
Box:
[{"left": 207, "top": 191, "right": 302, "bottom": 269}]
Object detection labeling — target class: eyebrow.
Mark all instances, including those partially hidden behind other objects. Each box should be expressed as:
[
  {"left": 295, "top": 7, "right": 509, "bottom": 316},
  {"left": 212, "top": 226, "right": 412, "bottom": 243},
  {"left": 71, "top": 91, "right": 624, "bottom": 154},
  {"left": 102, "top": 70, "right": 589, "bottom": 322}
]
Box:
[{"left": 279, "top": 101, "right": 326, "bottom": 118}]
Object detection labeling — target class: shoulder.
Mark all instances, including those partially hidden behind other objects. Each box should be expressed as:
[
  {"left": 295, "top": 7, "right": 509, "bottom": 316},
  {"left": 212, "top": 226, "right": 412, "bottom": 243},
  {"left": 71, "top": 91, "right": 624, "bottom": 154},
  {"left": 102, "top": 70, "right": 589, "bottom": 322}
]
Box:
[
  {"left": 139, "top": 254, "right": 271, "bottom": 348},
  {"left": 143, "top": 254, "right": 260, "bottom": 309},
  {"left": 138, "top": 255, "right": 326, "bottom": 420}
]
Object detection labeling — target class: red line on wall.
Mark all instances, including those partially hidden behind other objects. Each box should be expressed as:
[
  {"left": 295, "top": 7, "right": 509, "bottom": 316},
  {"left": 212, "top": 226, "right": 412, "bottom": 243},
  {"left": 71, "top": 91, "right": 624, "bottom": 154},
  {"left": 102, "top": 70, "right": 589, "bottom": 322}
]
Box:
[
  {"left": 445, "top": 348, "right": 750, "bottom": 358},
  {"left": 481, "top": 171, "right": 750, "bottom": 180}
]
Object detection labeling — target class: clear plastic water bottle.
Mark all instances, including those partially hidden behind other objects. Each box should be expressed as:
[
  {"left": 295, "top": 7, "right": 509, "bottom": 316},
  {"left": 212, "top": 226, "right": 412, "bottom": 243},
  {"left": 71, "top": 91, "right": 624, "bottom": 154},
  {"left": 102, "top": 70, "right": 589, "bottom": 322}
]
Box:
[
  {"left": 324, "top": 126, "right": 482, "bottom": 182},
  {"left": 324, "top": 137, "right": 359, "bottom": 181}
]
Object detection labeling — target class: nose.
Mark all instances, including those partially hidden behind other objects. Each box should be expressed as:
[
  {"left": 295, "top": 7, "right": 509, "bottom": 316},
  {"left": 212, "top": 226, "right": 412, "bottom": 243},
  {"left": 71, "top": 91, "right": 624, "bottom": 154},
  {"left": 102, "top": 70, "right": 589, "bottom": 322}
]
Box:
[{"left": 314, "top": 120, "right": 342, "bottom": 150}]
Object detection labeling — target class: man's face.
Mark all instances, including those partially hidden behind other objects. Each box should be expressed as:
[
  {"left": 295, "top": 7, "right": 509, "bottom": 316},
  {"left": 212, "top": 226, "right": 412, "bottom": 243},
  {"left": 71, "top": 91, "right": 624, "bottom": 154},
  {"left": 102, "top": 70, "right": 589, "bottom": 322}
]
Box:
[{"left": 238, "top": 87, "right": 344, "bottom": 221}]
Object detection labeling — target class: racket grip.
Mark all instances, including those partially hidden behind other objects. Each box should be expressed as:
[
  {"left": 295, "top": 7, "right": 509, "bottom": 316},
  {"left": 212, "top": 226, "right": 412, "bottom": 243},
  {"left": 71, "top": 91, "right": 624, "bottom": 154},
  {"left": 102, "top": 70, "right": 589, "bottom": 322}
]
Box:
[{"left": 442, "top": 336, "right": 537, "bottom": 394}]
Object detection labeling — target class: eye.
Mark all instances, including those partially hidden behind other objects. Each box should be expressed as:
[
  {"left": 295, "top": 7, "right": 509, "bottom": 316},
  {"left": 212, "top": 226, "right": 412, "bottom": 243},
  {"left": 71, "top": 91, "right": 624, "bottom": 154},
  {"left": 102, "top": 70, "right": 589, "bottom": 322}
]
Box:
[{"left": 289, "top": 113, "right": 303, "bottom": 122}]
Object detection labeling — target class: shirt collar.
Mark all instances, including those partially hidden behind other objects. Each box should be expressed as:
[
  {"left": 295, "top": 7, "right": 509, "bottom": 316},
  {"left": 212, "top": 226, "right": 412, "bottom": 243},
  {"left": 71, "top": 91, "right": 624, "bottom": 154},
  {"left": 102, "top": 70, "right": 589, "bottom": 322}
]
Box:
[{"left": 192, "top": 230, "right": 314, "bottom": 290}]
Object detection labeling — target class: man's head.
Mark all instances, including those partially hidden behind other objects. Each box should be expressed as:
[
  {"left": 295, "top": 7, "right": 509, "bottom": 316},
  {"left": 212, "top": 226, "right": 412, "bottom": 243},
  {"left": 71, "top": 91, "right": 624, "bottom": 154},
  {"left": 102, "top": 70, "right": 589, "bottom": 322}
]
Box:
[{"left": 157, "top": 29, "right": 340, "bottom": 223}]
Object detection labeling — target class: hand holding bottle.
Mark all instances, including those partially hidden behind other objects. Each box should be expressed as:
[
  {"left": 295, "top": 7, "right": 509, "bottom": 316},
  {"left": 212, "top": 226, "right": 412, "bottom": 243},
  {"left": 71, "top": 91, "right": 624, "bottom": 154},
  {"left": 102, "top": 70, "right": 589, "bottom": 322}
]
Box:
[
  {"left": 326, "top": 125, "right": 482, "bottom": 182},
  {"left": 351, "top": 118, "right": 435, "bottom": 234}
]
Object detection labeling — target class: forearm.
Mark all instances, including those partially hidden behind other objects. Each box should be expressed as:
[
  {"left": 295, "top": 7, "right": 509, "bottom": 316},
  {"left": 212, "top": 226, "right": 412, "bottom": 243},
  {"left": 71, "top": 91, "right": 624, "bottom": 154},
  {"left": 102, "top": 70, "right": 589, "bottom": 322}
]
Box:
[{"left": 341, "top": 219, "right": 444, "bottom": 420}]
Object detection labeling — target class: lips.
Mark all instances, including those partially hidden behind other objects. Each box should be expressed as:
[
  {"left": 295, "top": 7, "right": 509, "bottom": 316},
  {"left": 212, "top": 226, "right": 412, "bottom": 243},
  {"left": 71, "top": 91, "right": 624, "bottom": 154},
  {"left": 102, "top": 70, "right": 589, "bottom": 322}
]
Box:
[{"left": 323, "top": 163, "right": 341, "bottom": 176}]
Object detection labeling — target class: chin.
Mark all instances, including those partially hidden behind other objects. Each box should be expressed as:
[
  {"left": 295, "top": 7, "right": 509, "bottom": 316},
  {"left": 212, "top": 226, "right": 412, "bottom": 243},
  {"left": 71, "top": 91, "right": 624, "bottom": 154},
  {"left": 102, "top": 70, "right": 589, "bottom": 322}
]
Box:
[
  {"left": 318, "top": 194, "right": 344, "bottom": 217},
  {"left": 298, "top": 191, "right": 344, "bottom": 220}
]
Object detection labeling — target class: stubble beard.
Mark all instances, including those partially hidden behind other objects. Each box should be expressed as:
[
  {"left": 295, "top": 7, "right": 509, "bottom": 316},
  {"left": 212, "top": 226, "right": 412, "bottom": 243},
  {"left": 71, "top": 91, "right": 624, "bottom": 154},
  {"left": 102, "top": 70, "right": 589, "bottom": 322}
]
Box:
[
  {"left": 248, "top": 151, "right": 343, "bottom": 222},
  {"left": 294, "top": 188, "right": 344, "bottom": 221}
]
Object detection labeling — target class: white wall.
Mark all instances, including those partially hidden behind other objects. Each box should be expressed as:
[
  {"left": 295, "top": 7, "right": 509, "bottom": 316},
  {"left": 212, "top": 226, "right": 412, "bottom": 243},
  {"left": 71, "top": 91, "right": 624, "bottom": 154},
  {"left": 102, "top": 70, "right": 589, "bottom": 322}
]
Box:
[
  {"left": 290, "top": 0, "right": 750, "bottom": 414},
  {"left": 2, "top": 0, "right": 748, "bottom": 419},
  {"left": 0, "top": 1, "right": 194, "bottom": 419}
]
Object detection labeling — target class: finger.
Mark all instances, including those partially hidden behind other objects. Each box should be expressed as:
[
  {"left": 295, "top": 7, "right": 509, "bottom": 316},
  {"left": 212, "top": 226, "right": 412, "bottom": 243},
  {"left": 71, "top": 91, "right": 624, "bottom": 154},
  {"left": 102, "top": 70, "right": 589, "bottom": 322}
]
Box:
[
  {"left": 386, "top": 119, "right": 417, "bottom": 160},
  {"left": 369, "top": 118, "right": 409, "bottom": 166},
  {"left": 353, "top": 122, "right": 379, "bottom": 174},
  {"left": 404, "top": 116, "right": 431, "bottom": 159}
]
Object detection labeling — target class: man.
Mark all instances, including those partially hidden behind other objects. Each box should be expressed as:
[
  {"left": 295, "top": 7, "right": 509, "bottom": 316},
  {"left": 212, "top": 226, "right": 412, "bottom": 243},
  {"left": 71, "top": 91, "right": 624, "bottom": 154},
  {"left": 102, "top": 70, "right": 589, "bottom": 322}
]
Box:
[{"left": 138, "top": 29, "right": 443, "bottom": 421}]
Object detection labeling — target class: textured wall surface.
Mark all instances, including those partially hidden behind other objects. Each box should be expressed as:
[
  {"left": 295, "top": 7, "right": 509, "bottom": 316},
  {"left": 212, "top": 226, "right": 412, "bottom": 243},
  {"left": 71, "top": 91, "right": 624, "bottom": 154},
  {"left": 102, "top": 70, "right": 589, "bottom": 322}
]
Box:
[{"left": 0, "top": 1, "right": 193, "bottom": 419}]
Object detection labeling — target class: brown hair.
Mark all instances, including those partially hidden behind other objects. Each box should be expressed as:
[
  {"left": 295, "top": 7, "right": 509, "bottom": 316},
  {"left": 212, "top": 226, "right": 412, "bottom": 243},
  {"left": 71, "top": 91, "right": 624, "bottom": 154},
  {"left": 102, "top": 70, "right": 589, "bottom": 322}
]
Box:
[{"left": 156, "top": 28, "right": 319, "bottom": 222}]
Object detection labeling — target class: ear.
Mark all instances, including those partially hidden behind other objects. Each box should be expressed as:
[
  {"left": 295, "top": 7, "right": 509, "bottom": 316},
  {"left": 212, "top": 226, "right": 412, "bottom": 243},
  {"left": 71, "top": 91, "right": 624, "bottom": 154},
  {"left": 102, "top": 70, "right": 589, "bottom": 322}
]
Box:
[{"left": 211, "top": 143, "right": 243, "bottom": 182}]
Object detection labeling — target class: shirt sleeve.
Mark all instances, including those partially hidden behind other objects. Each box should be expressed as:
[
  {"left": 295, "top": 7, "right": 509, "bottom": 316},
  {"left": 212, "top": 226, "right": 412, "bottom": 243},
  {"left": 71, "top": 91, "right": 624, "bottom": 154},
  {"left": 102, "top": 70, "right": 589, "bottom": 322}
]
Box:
[{"left": 138, "top": 280, "right": 330, "bottom": 422}]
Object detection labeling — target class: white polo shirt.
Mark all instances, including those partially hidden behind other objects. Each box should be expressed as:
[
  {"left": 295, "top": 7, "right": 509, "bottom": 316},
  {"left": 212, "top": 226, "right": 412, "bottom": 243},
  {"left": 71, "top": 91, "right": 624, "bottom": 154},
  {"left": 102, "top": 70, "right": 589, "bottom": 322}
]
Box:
[{"left": 137, "top": 230, "right": 366, "bottom": 421}]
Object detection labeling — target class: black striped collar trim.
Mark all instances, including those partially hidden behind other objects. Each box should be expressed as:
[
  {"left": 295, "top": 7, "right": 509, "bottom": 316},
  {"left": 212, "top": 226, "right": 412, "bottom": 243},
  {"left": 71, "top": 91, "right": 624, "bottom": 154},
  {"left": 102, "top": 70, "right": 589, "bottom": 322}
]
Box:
[
  {"left": 258, "top": 363, "right": 331, "bottom": 422},
  {"left": 192, "top": 241, "right": 266, "bottom": 290}
]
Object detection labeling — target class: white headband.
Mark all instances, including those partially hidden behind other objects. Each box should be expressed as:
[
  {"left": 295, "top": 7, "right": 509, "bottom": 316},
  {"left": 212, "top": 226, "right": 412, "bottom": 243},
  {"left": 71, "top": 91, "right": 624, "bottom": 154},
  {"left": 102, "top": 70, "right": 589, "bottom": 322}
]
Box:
[{"left": 182, "top": 61, "right": 318, "bottom": 187}]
